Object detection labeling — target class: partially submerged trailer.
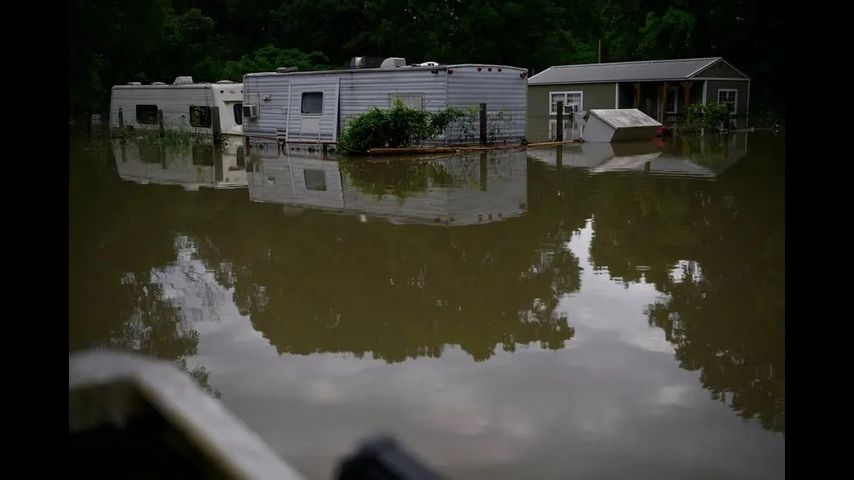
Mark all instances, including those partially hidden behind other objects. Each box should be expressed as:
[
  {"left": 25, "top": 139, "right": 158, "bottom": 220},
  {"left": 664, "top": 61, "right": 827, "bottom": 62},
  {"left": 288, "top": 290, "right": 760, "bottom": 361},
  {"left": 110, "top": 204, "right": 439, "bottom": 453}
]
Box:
[
  {"left": 109, "top": 76, "right": 244, "bottom": 137},
  {"left": 241, "top": 58, "right": 528, "bottom": 146}
]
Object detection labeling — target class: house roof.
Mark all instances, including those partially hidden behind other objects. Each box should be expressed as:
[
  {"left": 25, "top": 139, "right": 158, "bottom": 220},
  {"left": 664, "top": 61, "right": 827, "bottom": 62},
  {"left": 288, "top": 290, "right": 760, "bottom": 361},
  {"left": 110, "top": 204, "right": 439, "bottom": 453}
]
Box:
[{"left": 528, "top": 57, "right": 748, "bottom": 85}]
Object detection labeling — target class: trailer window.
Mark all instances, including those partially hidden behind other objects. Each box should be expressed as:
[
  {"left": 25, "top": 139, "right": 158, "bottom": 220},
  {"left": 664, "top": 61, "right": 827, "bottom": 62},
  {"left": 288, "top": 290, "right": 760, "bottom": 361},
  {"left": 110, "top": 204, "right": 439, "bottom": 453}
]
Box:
[
  {"left": 301, "top": 92, "right": 323, "bottom": 114},
  {"left": 391, "top": 94, "right": 424, "bottom": 111},
  {"left": 304, "top": 169, "right": 327, "bottom": 191},
  {"left": 136, "top": 105, "right": 158, "bottom": 124},
  {"left": 233, "top": 103, "right": 243, "bottom": 125},
  {"left": 190, "top": 106, "right": 212, "bottom": 128}
]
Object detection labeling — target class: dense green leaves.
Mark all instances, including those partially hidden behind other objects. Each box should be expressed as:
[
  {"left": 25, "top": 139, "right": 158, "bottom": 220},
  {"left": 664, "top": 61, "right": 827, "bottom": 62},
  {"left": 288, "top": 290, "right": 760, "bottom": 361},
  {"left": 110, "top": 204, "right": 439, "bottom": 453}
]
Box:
[
  {"left": 69, "top": 0, "right": 784, "bottom": 116},
  {"left": 337, "top": 100, "right": 466, "bottom": 153}
]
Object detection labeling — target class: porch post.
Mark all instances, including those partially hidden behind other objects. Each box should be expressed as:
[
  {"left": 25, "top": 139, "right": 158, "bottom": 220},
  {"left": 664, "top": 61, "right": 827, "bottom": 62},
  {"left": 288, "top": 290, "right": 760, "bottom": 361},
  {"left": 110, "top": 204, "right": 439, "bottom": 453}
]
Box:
[
  {"left": 633, "top": 83, "right": 641, "bottom": 109},
  {"left": 661, "top": 82, "right": 669, "bottom": 123},
  {"left": 681, "top": 81, "right": 694, "bottom": 108}
]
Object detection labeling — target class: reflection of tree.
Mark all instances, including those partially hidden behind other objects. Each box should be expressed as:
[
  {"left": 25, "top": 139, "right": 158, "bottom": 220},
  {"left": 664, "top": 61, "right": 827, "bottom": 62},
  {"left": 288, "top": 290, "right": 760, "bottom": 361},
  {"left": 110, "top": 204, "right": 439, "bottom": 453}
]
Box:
[
  {"left": 645, "top": 258, "right": 783, "bottom": 432},
  {"left": 191, "top": 156, "right": 587, "bottom": 363},
  {"left": 200, "top": 206, "right": 577, "bottom": 363},
  {"left": 578, "top": 134, "right": 784, "bottom": 432},
  {"left": 588, "top": 176, "right": 704, "bottom": 286},
  {"left": 339, "top": 158, "right": 453, "bottom": 200},
  {"left": 70, "top": 136, "right": 233, "bottom": 397}
]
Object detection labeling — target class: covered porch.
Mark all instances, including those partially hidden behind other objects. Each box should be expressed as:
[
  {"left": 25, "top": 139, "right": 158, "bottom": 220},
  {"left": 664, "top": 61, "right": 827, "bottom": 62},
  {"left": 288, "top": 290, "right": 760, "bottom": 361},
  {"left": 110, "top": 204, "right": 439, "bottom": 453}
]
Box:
[{"left": 617, "top": 81, "right": 705, "bottom": 127}]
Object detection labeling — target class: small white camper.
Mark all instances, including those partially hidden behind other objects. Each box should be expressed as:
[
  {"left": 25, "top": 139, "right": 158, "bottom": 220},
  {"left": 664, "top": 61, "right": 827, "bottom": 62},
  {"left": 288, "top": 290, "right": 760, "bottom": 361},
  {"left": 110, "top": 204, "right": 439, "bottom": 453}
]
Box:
[{"left": 109, "top": 77, "right": 244, "bottom": 137}]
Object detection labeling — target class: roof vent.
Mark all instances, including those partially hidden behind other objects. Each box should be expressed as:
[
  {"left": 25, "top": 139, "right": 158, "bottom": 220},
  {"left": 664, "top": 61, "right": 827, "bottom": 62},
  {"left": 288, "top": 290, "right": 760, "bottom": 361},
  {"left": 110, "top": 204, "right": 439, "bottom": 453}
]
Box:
[
  {"left": 417, "top": 61, "right": 439, "bottom": 67},
  {"left": 216, "top": 80, "right": 234, "bottom": 84},
  {"left": 173, "top": 76, "right": 194, "bottom": 85},
  {"left": 380, "top": 57, "right": 407, "bottom": 68},
  {"left": 127, "top": 82, "right": 142, "bottom": 85},
  {"left": 276, "top": 67, "right": 298, "bottom": 73},
  {"left": 349, "top": 56, "right": 384, "bottom": 68},
  {"left": 151, "top": 81, "right": 166, "bottom": 85}
]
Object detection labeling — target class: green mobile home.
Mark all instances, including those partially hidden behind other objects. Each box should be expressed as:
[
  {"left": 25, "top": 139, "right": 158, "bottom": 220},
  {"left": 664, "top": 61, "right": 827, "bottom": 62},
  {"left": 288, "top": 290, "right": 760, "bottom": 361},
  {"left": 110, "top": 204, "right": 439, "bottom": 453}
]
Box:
[{"left": 527, "top": 57, "right": 750, "bottom": 141}]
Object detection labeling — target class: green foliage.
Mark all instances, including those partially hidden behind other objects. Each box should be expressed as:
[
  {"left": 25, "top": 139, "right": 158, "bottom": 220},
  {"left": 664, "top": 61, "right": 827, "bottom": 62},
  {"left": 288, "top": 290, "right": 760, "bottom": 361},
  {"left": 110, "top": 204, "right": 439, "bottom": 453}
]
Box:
[
  {"left": 134, "top": 128, "right": 212, "bottom": 147},
  {"left": 683, "top": 103, "right": 731, "bottom": 131},
  {"left": 635, "top": 7, "right": 696, "bottom": 58},
  {"left": 337, "top": 100, "right": 466, "bottom": 153},
  {"left": 69, "top": 0, "right": 785, "bottom": 116},
  {"left": 221, "top": 45, "right": 332, "bottom": 81}
]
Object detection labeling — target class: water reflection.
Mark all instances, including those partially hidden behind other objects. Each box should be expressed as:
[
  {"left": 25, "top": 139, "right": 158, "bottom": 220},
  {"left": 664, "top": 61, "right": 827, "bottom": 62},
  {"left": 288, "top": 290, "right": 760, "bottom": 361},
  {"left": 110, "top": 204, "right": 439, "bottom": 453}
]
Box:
[
  {"left": 526, "top": 132, "right": 783, "bottom": 432},
  {"left": 527, "top": 133, "right": 748, "bottom": 179},
  {"left": 246, "top": 143, "right": 527, "bottom": 226},
  {"left": 112, "top": 137, "right": 248, "bottom": 191},
  {"left": 70, "top": 129, "right": 783, "bottom": 476}
]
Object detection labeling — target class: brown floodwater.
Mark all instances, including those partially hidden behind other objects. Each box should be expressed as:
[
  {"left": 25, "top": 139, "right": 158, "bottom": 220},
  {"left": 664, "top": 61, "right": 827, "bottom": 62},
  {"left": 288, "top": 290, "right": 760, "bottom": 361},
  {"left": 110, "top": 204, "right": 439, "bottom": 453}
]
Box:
[{"left": 70, "top": 129, "right": 784, "bottom": 479}]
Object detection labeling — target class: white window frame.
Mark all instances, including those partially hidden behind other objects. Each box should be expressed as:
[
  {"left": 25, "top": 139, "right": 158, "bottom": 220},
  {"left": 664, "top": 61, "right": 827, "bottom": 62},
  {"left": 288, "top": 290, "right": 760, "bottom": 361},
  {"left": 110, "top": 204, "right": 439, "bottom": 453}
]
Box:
[
  {"left": 549, "top": 91, "right": 583, "bottom": 115},
  {"left": 300, "top": 91, "right": 324, "bottom": 115},
  {"left": 666, "top": 86, "right": 678, "bottom": 114},
  {"left": 390, "top": 93, "right": 425, "bottom": 111},
  {"left": 717, "top": 89, "right": 738, "bottom": 115}
]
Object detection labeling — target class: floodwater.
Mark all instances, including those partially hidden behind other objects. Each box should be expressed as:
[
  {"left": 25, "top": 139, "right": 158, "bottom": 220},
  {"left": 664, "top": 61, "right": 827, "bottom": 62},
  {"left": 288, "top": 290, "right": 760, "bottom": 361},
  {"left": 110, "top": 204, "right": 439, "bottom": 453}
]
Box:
[{"left": 69, "top": 130, "right": 784, "bottom": 479}]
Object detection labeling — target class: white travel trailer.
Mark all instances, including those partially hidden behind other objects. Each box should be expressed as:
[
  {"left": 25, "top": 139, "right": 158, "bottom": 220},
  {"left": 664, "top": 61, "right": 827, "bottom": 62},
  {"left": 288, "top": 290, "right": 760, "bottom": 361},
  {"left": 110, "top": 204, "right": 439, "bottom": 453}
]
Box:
[
  {"left": 109, "top": 76, "right": 244, "bottom": 137},
  {"left": 241, "top": 58, "right": 528, "bottom": 145}
]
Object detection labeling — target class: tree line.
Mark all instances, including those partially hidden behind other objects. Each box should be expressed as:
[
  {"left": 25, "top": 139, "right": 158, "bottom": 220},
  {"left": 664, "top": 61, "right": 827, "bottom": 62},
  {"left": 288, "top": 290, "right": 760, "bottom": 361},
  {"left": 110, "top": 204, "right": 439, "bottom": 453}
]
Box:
[{"left": 69, "top": 0, "right": 784, "bottom": 117}]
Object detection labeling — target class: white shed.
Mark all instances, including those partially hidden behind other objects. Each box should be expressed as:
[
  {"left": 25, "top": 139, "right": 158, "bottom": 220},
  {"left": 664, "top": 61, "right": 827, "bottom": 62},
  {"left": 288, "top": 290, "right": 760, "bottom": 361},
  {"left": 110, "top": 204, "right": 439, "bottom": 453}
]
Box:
[{"left": 582, "top": 109, "right": 661, "bottom": 142}]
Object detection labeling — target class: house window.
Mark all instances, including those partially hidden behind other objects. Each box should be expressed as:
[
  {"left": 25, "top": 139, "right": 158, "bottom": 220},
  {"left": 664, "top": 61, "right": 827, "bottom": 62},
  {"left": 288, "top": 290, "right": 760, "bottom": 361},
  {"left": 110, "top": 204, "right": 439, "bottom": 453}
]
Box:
[
  {"left": 717, "top": 89, "right": 738, "bottom": 115},
  {"left": 136, "top": 105, "right": 158, "bottom": 124},
  {"left": 301, "top": 92, "right": 323, "bottom": 114},
  {"left": 304, "top": 169, "right": 327, "bottom": 191},
  {"left": 391, "top": 94, "right": 425, "bottom": 110},
  {"left": 233, "top": 103, "right": 243, "bottom": 125},
  {"left": 189, "top": 105, "right": 212, "bottom": 128},
  {"left": 549, "top": 91, "right": 583, "bottom": 115},
  {"left": 666, "top": 87, "right": 678, "bottom": 114}
]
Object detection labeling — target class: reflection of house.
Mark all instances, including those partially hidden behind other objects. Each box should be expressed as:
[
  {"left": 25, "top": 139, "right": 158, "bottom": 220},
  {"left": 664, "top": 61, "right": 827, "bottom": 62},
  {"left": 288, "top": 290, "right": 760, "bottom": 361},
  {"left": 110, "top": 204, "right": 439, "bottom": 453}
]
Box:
[
  {"left": 527, "top": 57, "right": 750, "bottom": 136},
  {"left": 246, "top": 148, "right": 528, "bottom": 225},
  {"left": 527, "top": 133, "right": 749, "bottom": 179},
  {"left": 113, "top": 137, "right": 248, "bottom": 191}
]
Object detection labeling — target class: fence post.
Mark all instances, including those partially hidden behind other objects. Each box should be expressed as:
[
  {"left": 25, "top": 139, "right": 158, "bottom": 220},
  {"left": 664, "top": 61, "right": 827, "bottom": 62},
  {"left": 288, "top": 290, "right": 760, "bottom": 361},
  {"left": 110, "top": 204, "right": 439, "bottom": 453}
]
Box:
[
  {"left": 479, "top": 103, "right": 487, "bottom": 145},
  {"left": 211, "top": 107, "right": 222, "bottom": 146},
  {"left": 480, "top": 151, "right": 488, "bottom": 191}
]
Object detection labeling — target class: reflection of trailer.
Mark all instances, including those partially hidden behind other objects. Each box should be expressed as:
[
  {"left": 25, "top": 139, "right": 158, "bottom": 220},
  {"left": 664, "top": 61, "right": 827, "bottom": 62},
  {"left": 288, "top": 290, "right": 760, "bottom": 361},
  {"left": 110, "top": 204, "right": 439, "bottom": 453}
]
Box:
[
  {"left": 241, "top": 58, "right": 528, "bottom": 146},
  {"left": 109, "top": 77, "right": 244, "bottom": 138},
  {"left": 246, "top": 149, "right": 528, "bottom": 225},
  {"left": 113, "top": 137, "right": 248, "bottom": 191}
]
